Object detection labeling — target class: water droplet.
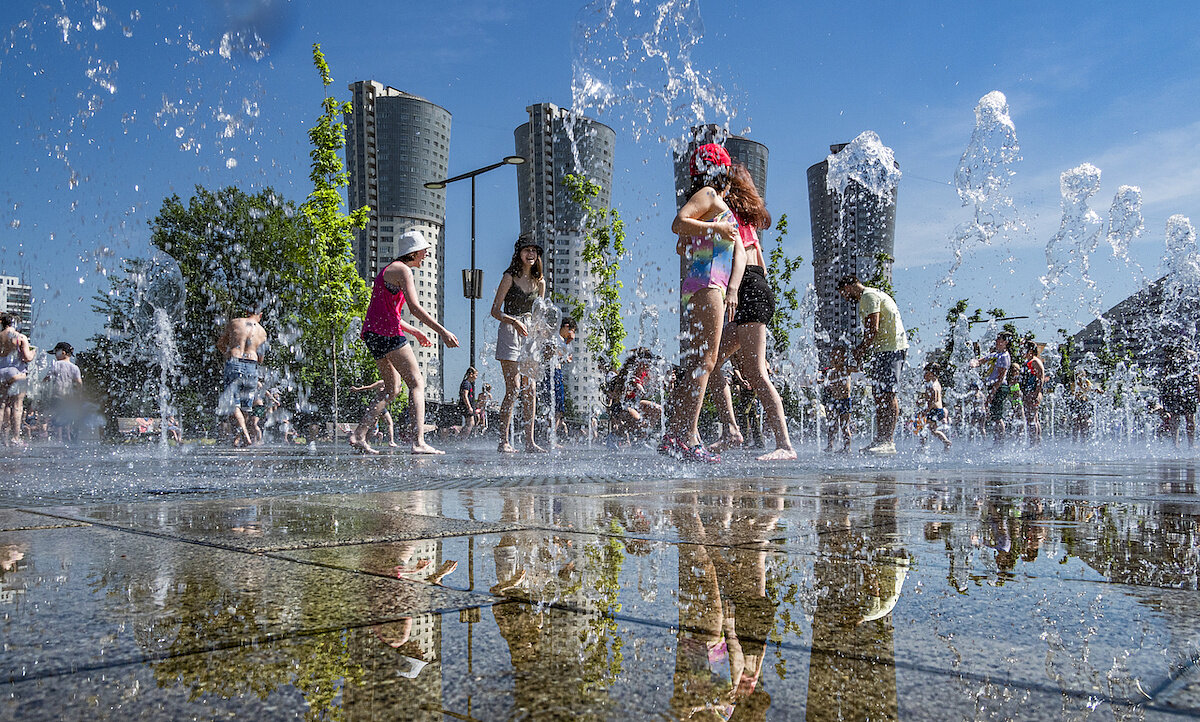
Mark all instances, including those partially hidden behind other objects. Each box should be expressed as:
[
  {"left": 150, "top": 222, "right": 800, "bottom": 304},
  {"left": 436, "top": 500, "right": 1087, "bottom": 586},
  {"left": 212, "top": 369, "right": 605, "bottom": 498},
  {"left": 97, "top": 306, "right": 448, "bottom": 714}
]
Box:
[
  {"left": 226, "top": 157, "right": 237, "bottom": 169},
  {"left": 92, "top": 15, "right": 106, "bottom": 31}
]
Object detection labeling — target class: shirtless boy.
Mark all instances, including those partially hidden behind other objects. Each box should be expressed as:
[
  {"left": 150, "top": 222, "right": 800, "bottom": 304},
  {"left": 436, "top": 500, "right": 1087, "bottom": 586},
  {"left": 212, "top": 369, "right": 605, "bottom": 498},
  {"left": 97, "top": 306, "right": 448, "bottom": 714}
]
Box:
[
  {"left": 0, "top": 314, "right": 36, "bottom": 446},
  {"left": 216, "top": 308, "right": 267, "bottom": 447}
]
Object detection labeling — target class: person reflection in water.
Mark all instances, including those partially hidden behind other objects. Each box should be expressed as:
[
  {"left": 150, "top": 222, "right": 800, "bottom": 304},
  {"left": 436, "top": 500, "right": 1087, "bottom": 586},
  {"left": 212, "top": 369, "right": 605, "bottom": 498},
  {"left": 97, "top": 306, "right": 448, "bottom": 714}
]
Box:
[
  {"left": 670, "top": 490, "right": 782, "bottom": 720},
  {"left": 806, "top": 478, "right": 906, "bottom": 720}
]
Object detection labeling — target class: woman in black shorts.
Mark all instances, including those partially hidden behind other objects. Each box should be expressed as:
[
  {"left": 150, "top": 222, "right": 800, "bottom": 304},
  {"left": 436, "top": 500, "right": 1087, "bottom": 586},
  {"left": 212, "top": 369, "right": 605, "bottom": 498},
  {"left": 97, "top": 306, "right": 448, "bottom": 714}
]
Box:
[{"left": 706, "top": 164, "right": 795, "bottom": 461}]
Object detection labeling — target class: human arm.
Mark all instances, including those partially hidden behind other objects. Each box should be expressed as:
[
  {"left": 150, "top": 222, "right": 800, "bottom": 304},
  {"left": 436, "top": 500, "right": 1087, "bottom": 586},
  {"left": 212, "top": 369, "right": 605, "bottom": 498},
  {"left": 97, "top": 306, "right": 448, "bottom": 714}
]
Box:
[
  {"left": 853, "top": 312, "right": 880, "bottom": 366},
  {"left": 350, "top": 380, "right": 385, "bottom": 392},
  {"left": 672, "top": 187, "right": 737, "bottom": 255},
  {"left": 388, "top": 264, "right": 458, "bottom": 348},
  {"left": 399, "top": 319, "right": 432, "bottom": 347},
  {"left": 488, "top": 272, "right": 528, "bottom": 337},
  {"left": 216, "top": 324, "right": 232, "bottom": 356},
  {"left": 725, "top": 239, "right": 746, "bottom": 322}
]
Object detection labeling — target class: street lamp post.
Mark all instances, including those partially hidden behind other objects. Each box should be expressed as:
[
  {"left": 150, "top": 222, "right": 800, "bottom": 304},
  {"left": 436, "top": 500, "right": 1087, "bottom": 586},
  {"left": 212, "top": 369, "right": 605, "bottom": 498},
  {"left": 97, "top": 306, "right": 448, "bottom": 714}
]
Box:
[{"left": 425, "top": 155, "right": 525, "bottom": 367}]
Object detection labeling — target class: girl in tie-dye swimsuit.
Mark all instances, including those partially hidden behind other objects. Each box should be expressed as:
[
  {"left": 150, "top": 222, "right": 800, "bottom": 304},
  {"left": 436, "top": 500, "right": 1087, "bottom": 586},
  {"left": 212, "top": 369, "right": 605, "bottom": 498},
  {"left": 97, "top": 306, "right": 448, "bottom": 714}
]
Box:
[
  {"left": 679, "top": 209, "right": 737, "bottom": 307},
  {"left": 661, "top": 143, "right": 746, "bottom": 464}
]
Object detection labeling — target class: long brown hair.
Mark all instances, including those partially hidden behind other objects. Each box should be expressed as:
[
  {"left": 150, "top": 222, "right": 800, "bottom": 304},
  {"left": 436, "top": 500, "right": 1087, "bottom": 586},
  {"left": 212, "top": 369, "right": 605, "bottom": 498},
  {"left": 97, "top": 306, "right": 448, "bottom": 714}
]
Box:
[{"left": 725, "top": 163, "right": 771, "bottom": 230}]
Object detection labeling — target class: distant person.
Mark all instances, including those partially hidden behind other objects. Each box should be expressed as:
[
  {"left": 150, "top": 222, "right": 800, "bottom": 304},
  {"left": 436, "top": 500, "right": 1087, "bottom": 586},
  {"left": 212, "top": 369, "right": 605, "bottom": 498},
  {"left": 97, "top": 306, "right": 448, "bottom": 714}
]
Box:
[
  {"left": 165, "top": 415, "right": 183, "bottom": 443},
  {"left": 1019, "top": 341, "right": 1045, "bottom": 446},
  {"left": 0, "top": 313, "right": 35, "bottom": 447},
  {"left": 43, "top": 341, "right": 83, "bottom": 443},
  {"left": 604, "top": 348, "right": 663, "bottom": 447},
  {"left": 661, "top": 143, "right": 744, "bottom": 463},
  {"left": 920, "top": 363, "right": 952, "bottom": 451},
  {"left": 458, "top": 367, "right": 478, "bottom": 438},
  {"left": 475, "top": 383, "right": 492, "bottom": 433},
  {"left": 705, "top": 162, "right": 795, "bottom": 461},
  {"left": 821, "top": 345, "right": 853, "bottom": 453},
  {"left": 216, "top": 306, "right": 267, "bottom": 447},
  {"left": 970, "top": 332, "right": 1012, "bottom": 446},
  {"left": 349, "top": 230, "right": 459, "bottom": 454},
  {"left": 1159, "top": 345, "right": 1199, "bottom": 447},
  {"left": 490, "top": 235, "right": 546, "bottom": 454},
  {"left": 837, "top": 274, "right": 908, "bottom": 454},
  {"left": 544, "top": 317, "right": 576, "bottom": 442},
  {"left": 1069, "top": 367, "right": 1097, "bottom": 443}
]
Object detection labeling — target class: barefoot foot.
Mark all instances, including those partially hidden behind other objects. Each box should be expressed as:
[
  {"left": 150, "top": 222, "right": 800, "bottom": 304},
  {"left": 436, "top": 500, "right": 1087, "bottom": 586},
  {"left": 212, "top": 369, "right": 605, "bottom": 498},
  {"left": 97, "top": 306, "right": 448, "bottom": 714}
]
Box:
[
  {"left": 349, "top": 435, "right": 379, "bottom": 455},
  {"left": 757, "top": 447, "right": 797, "bottom": 461},
  {"left": 412, "top": 442, "right": 445, "bottom": 455}
]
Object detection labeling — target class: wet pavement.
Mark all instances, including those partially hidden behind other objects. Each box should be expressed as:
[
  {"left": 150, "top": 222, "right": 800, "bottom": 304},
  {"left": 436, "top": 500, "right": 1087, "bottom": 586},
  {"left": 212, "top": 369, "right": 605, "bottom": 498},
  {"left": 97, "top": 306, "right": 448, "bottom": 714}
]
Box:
[{"left": 2, "top": 443, "right": 1200, "bottom": 719}]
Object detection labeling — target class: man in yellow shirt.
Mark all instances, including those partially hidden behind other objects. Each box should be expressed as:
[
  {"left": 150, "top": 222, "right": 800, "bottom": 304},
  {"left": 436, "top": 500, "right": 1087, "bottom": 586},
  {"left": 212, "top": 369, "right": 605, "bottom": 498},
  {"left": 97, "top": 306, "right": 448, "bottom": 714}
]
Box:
[{"left": 837, "top": 274, "right": 908, "bottom": 454}]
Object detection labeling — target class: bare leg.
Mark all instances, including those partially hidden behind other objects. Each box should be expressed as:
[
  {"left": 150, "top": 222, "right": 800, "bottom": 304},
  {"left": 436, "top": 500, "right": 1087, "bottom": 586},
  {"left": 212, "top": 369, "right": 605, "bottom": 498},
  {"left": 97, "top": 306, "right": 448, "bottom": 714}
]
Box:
[
  {"left": 383, "top": 410, "right": 397, "bottom": 447},
  {"left": 497, "top": 360, "right": 520, "bottom": 453},
  {"left": 735, "top": 324, "right": 795, "bottom": 461},
  {"left": 231, "top": 408, "right": 253, "bottom": 447},
  {"left": 521, "top": 375, "right": 544, "bottom": 452},
  {"left": 389, "top": 345, "right": 442, "bottom": 454},
  {"left": 350, "top": 355, "right": 403, "bottom": 454},
  {"left": 667, "top": 288, "right": 725, "bottom": 447},
  {"left": 707, "top": 330, "right": 744, "bottom": 450}
]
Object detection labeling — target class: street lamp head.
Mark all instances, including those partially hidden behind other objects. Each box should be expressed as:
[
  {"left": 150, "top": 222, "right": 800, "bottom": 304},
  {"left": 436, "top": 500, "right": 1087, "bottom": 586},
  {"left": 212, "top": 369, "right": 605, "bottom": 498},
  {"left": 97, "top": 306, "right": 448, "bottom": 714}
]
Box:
[
  {"left": 423, "top": 180, "right": 447, "bottom": 190},
  {"left": 503, "top": 155, "right": 526, "bottom": 165}
]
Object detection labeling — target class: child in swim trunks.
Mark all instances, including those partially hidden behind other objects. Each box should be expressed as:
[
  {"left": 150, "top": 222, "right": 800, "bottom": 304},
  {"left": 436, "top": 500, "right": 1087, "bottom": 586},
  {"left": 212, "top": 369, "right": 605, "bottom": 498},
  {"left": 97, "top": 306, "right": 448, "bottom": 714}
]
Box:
[
  {"left": 821, "top": 345, "right": 853, "bottom": 453},
  {"left": 660, "top": 143, "right": 745, "bottom": 463},
  {"left": 920, "top": 363, "right": 952, "bottom": 450}
]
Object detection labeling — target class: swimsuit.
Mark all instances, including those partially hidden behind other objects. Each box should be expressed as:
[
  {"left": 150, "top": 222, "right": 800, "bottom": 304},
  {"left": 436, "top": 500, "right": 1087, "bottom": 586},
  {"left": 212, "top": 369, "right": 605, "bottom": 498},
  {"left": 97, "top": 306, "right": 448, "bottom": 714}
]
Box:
[
  {"left": 680, "top": 210, "right": 736, "bottom": 308},
  {"left": 1020, "top": 359, "right": 1041, "bottom": 396},
  {"left": 361, "top": 264, "right": 409, "bottom": 359},
  {"left": 496, "top": 274, "right": 538, "bottom": 362}
]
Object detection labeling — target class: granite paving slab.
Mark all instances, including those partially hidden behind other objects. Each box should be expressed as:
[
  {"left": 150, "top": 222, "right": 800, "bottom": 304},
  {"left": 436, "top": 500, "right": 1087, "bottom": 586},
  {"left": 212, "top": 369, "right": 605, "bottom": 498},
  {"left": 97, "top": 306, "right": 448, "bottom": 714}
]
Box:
[
  {"left": 33, "top": 496, "right": 520, "bottom": 552},
  {"left": 0, "top": 524, "right": 492, "bottom": 684}
]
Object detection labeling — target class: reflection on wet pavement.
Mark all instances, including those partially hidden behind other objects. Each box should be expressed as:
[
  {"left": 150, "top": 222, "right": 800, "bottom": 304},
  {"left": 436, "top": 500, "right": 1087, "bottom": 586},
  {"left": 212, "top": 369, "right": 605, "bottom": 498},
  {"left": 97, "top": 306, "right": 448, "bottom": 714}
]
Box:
[{"left": 3, "top": 458, "right": 1200, "bottom": 718}]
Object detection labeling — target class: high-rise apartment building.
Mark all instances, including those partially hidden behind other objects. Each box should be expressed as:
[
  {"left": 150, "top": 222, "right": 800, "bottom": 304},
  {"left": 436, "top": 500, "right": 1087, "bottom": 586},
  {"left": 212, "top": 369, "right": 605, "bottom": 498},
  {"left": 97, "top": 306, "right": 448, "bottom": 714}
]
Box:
[
  {"left": 0, "top": 276, "right": 32, "bottom": 334},
  {"left": 672, "top": 125, "right": 768, "bottom": 210},
  {"left": 514, "top": 102, "right": 616, "bottom": 418},
  {"left": 344, "top": 81, "right": 451, "bottom": 400},
  {"left": 807, "top": 143, "right": 899, "bottom": 360}
]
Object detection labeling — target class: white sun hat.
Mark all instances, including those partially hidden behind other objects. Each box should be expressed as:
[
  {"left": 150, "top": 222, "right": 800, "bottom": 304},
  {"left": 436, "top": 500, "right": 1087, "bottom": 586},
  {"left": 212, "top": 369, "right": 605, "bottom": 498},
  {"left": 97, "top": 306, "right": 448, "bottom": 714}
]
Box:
[{"left": 396, "top": 230, "right": 431, "bottom": 257}]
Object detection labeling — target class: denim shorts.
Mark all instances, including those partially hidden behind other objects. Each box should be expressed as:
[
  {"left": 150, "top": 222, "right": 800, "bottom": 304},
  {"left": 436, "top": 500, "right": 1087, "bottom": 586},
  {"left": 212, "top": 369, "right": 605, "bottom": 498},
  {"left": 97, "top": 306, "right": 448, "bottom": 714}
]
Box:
[
  {"left": 222, "top": 358, "right": 259, "bottom": 411},
  {"left": 362, "top": 331, "right": 409, "bottom": 360}
]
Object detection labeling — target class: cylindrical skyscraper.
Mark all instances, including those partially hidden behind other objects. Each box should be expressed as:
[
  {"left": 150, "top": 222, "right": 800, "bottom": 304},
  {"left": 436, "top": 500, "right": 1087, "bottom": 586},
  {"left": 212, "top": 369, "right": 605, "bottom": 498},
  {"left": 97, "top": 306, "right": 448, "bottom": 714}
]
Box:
[
  {"left": 514, "top": 102, "right": 616, "bottom": 419},
  {"left": 344, "top": 81, "right": 451, "bottom": 400},
  {"left": 808, "top": 143, "right": 899, "bottom": 361}
]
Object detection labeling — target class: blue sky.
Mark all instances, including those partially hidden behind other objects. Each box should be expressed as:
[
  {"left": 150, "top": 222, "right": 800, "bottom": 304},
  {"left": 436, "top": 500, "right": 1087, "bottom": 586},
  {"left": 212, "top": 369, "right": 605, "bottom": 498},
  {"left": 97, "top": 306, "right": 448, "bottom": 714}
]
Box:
[{"left": 2, "top": 0, "right": 1198, "bottom": 395}]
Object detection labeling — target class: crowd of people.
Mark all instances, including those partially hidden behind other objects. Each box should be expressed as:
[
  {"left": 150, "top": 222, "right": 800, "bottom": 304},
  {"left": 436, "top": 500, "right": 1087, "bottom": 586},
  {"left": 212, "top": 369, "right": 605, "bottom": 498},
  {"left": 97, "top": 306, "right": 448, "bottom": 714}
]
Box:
[{"left": 201, "top": 142, "right": 1198, "bottom": 460}]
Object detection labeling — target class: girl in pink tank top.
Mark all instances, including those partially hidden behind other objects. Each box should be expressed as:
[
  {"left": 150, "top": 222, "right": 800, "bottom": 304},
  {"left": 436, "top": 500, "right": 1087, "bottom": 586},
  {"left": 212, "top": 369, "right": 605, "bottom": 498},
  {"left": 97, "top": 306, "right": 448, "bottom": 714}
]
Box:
[{"left": 349, "top": 231, "right": 459, "bottom": 455}]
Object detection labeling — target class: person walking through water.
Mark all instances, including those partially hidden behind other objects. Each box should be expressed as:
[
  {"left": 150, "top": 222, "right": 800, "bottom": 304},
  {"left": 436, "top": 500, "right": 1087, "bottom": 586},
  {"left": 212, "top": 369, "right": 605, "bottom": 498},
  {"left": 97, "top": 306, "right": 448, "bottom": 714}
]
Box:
[
  {"left": 1019, "top": 340, "right": 1045, "bottom": 446},
  {"left": 216, "top": 305, "right": 268, "bottom": 448},
  {"left": 490, "top": 235, "right": 546, "bottom": 454},
  {"left": 660, "top": 143, "right": 745, "bottom": 463},
  {"left": 837, "top": 274, "right": 908, "bottom": 455},
  {"left": 705, "top": 163, "right": 796, "bottom": 461},
  {"left": 0, "top": 314, "right": 35, "bottom": 447},
  {"left": 349, "top": 230, "right": 459, "bottom": 455}
]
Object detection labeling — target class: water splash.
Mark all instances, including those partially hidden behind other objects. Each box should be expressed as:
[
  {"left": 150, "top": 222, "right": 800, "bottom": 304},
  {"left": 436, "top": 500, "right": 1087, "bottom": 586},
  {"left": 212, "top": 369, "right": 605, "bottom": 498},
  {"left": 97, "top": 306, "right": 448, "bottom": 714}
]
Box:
[
  {"left": 940, "top": 91, "right": 1022, "bottom": 291},
  {"left": 1106, "top": 185, "right": 1146, "bottom": 283},
  {"left": 1040, "top": 163, "right": 1104, "bottom": 317},
  {"left": 825, "top": 131, "right": 901, "bottom": 201},
  {"left": 570, "top": 0, "right": 737, "bottom": 143}
]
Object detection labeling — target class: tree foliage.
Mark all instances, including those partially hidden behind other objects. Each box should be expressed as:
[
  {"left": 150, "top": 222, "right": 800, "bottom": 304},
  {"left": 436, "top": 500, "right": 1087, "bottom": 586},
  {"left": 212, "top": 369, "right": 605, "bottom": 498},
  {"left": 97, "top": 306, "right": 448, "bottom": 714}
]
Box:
[
  {"left": 563, "top": 173, "right": 626, "bottom": 369},
  {"left": 764, "top": 213, "right": 805, "bottom": 356}
]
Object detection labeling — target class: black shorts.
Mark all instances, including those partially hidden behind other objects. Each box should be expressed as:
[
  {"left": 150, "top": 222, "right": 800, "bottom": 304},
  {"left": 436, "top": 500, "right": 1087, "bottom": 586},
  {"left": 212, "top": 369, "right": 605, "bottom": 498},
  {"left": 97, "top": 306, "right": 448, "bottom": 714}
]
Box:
[
  {"left": 732, "top": 265, "right": 776, "bottom": 326},
  {"left": 361, "top": 331, "right": 408, "bottom": 360}
]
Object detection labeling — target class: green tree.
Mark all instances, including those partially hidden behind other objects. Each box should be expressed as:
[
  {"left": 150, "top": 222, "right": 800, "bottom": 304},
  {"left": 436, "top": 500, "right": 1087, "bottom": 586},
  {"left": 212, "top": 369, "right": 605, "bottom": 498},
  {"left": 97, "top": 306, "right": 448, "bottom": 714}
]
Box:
[
  {"left": 563, "top": 173, "right": 626, "bottom": 369},
  {"left": 80, "top": 258, "right": 168, "bottom": 431},
  {"left": 764, "top": 213, "right": 805, "bottom": 356},
  {"left": 867, "top": 251, "right": 895, "bottom": 298},
  {"left": 300, "top": 43, "right": 373, "bottom": 417}
]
